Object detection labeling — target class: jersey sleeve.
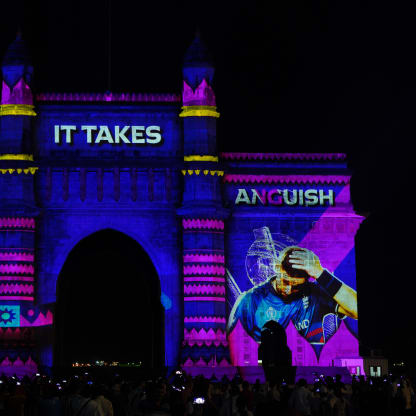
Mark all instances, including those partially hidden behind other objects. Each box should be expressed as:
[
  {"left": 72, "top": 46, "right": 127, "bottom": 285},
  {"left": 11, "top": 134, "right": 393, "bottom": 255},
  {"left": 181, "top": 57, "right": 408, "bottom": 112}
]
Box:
[
  {"left": 310, "top": 282, "right": 342, "bottom": 317},
  {"left": 227, "top": 290, "right": 258, "bottom": 340}
]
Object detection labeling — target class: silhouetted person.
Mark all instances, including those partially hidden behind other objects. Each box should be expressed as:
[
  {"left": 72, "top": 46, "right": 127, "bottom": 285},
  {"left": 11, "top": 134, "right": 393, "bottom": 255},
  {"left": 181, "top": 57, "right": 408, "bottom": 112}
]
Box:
[{"left": 258, "top": 320, "right": 292, "bottom": 383}]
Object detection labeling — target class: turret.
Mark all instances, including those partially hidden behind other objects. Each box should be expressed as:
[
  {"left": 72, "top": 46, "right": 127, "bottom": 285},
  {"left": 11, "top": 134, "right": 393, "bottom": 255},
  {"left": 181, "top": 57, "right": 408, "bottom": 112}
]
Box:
[
  {"left": 180, "top": 33, "right": 219, "bottom": 156},
  {"left": 179, "top": 34, "right": 231, "bottom": 370},
  {"left": 0, "top": 34, "right": 38, "bottom": 376},
  {"left": 0, "top": 33, "right": 36, "bottom": 155}
]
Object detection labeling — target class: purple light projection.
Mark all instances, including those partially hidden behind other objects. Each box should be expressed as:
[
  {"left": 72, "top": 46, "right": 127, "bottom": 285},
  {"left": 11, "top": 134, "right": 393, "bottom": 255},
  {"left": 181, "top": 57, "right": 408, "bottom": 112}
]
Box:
[
  {"left": 19, "top": 310, "right": 53, "bottom": 327},
  {"left": 184, "top": 316, "right": 226, "bottom": 323},
  {"left": 0, "top": 252, "right": 34, "bottom": 262},
  {"left": 183, "top": 254, "right": 225, "bottom": 263},
  {"left": 224, "top": 174, "right": 350, "bottom": 184},
  {"left": 0, "top": 264, "right": 34, "bottom": 274},
  {"left": 0, "top": 217, "right": 35, "bottom": 229},
  {"left": 184, "top": 277, "right": 225, "bottom": 282},
  {"left": 182, "top": 79, "right": 216, "bottom": 107},
  {"left": 227, "top": 181, "right": 363, "bottom": 372},
  {"left": 183, "top": 265, "right": 225, "bottom": 275},
  {"left": 36, "top": 91, "right": 181, "bottom": 102},
  {"left": 1, "top": 78, "right": 33, "bottom": 105},
  {"left": 184, "top": 296, "right": 225, "bottom": 302},
  {"left": 0, "top": 283, "right": 34, "bottom": 294},
  {"left": 184, "top": 284, "right": 226, "bottom": 295},
  {"left": 184, "top": 328, "right": 227, "bottom": 346},
  {"left": 220, "top": 153, "right": 347, "bottom": 161},
  {"left": 182, "top": 218, "right": 224, "bottom": 230},
  {"left": 0, "top": 356, "right": 37, "bottom": 378}
]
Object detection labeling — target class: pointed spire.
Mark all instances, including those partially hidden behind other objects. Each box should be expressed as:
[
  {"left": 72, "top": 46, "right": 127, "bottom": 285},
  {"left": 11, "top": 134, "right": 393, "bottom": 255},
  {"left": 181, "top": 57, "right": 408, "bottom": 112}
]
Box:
[
  {"left": 183, "top": 31, "right": 213, "bottom": 68},
  {"left": 183, "top": 31, "right": 215, "bottom": 89},
  {"left": 1, "top": 33, "right": 33, "bottom": 88}
]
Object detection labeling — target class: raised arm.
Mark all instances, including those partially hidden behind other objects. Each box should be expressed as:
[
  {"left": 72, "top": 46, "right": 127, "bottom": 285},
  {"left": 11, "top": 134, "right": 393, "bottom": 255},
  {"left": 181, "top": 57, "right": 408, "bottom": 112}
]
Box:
[{"left": 288, "top": 249, "right": 358, "bottom": 319}]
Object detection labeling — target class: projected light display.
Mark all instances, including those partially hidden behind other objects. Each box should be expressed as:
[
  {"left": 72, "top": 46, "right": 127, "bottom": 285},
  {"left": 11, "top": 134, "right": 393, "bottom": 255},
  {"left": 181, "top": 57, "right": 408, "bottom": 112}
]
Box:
[
  {"left": 0, "top": 305, "right": 20, "bottom": 327},
  {"left": 0, "top": 33, "right": 364, "bottom": 377},
  {"left": 227, "top": 226, "right": 358, "bottom": 361}
]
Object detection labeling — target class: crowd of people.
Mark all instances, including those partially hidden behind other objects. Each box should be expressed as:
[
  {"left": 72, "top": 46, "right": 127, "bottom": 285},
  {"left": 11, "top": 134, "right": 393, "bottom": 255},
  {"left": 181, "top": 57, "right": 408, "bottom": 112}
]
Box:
[{"left": 0, "top": 370, "right": 415, "bottom": 416}]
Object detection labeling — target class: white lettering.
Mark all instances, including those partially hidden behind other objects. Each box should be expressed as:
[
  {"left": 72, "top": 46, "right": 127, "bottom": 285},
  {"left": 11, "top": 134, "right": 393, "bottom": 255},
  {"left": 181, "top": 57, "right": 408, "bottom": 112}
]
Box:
[
  {"left": 295, "top": 319, "right": 310, "bottom": 331},
  {"left": 81, "top": 125, "right": 97, "bottom": 144},
  {"left": 95, "top": 126, "right": 114, "bottom": 144},
  {"left": 305, "top": 189, "right": 319, "bottom": 206},
  {"left": 319, "top": 189, "right": 334, "bottom": 206},
  {"left": 146, "top": 126, "right": 162, "bottom": 144},
  {"left": 54, "top": 125, "right": 60, "bottom": 143},
  {"left": 114, "top": 125, "right": 131, "bottom": 144},
  {"left": 283, "top": 189, "right": 297, "bottom": 205},
  {"left": 235, "top": 189, "right": 251, "bottom": 205},
  {"left": 60, "top": 125, "right": 76, "bottom": 144},
  {"left": 299, "top": 189, "right": 304, "bottom": 206},
  {"left": 251, "top": 189, "right": 266, "bottom": 205},
  {"left": 131, "top": 126, "right": 145, "bottom": 143}
]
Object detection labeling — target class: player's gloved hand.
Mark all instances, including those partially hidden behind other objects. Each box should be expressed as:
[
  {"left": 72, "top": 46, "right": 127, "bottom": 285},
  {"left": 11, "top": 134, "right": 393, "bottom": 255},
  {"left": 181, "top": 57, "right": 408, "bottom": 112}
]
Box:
[{"left": 288, "top": 249, "right": 324, "bottom": 279}]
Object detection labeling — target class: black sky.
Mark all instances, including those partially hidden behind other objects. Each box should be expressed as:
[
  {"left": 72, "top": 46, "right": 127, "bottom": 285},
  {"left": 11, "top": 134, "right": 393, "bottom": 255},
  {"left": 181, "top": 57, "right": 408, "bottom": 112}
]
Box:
[{"left": 1, "top": 1, "right": 414, "bottom": 364}]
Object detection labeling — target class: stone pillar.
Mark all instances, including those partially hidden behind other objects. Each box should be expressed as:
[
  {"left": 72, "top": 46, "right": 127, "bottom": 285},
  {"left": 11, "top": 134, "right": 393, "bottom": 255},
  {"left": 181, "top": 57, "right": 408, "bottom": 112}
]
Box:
[
  {"left": 178, "top": 34, "right": 231, "bottom": 368},
  {"left": 0, "top": 34, "right": 41, "bottom": 377}
]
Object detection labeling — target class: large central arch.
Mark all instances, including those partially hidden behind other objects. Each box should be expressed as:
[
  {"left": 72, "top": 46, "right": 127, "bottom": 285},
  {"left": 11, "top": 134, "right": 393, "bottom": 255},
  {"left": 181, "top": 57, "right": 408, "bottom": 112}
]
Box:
[{"left": 54, "top": 229, "right": 164, "bottom": 370}]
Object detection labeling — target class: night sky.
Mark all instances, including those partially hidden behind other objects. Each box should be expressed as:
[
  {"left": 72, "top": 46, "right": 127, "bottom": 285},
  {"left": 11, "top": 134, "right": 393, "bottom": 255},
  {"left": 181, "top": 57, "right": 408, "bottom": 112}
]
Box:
[{"left": 1, "top": 2, "right": 414, "bottom": 365}]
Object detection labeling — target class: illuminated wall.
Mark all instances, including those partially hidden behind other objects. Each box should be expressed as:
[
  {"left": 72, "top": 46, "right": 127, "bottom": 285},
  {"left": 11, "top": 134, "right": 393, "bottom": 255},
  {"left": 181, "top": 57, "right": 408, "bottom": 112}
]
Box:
[
  {"left": 223, "top": 154, "right": 363, "bottom": 374},
  {"left": 0, "top": 34, "right": 364, "bottom": 376}
]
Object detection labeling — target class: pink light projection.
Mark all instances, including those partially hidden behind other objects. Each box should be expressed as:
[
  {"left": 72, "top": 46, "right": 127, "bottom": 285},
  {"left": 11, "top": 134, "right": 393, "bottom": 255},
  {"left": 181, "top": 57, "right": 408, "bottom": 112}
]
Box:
[
  {"left": 184, "top": 296, "right": 225, "bottom": 302},
  {"left": 224, "top": 174, "right": 350, "bottom": 184},
  {"left": 184, "top": 328, "right": 227, "bottom": 347},
  {"left": 0, "top": 276, "right": 34, "bottom": 282},
  {"left": 184, "top": 277, "right": 225, "bottom": 283},
  {"left": 299, "top": 185, "right": 363, "bottom": 273},
  {"left": 183, "top": 265, "right": 225, "bottom": 276},
  {"left": 1, "top": 78, "right": 33, "bottom": 105},
  {"left": 184, "top": 339, "right": 228, "bottom": 347},
  {"left": 318, "top": 321, "right": 360, "bottom": 367},
  {"left": 184, "top": 316, "right": 226, "bottom": 324},
  {"left": 0, "top": 283, "right": 34, "bottom": 294},
  {"left": 0, "top": 356, "right": 37, "bottom": 378},
  {"left": 228, "top": 185, "right": 364, "bottom": 370},
  {"left": 0, "top": 252, "right": 34, "bottom": 262},
  {"left": 183, "top": 253, "right": 224, "bottom": 263},
  {"left": 36, "top": 91, "right": 181, "bottom": 102},
  {"left": 182, "top": 79, "right": 216, "bottom": 106},
  {"left": 220, "top": 153, "right": 347, "bottom": 161},
  {"left": 286, "top": 321, "right": 319, "bottom": 366},
  {"left": 182, "top": 357, "right": 234, "bottom": 369},
  {"left": 0, "top": 327, "right": 29, "bottom": 339},
  {"left": 19, "top": 310, "right": 53, "bottom": 327},
  {"left": 182, "top": 219, "right": 224, "bottom": 230},
  {"left": 228, "top": 320, "right": 259, "bottom": 366},
  {"left": 0, "top": 264, "right": 34, "bottom": 275},
  {"left": 0, "top": 217, "right": 35, "bottom": 229},
  {"left": 1, "top": 296, "right": 34, "bottom": 301},
  {"left": 184, "top": 284, "right": 225, "bottom": 295}
]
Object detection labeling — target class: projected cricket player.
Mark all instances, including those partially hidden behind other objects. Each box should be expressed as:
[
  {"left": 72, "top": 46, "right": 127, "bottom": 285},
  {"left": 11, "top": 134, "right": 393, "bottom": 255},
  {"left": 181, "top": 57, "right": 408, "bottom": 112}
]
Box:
[{"left": 227, "top": 245, "right": 358, "bottom": 346}]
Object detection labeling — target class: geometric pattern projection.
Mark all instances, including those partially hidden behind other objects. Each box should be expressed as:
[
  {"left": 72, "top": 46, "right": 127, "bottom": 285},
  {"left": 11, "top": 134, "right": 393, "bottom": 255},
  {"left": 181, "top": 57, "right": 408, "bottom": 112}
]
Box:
[{"left": 0, "top": 305, "right": 20, "bottom": 327}]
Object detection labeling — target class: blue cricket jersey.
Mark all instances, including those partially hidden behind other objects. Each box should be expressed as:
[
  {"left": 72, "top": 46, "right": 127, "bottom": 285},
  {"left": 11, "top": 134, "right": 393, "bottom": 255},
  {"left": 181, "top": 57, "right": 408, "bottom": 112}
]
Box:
[{"left": 227, "top": 276, "right": 343, "bottom": 345}]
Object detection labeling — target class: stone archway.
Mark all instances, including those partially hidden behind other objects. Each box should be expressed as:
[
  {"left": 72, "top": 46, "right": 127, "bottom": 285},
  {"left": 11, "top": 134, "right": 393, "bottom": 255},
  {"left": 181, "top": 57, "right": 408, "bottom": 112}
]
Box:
[{"left": 54, "top": 229, "right": 164, "bottom": 370}]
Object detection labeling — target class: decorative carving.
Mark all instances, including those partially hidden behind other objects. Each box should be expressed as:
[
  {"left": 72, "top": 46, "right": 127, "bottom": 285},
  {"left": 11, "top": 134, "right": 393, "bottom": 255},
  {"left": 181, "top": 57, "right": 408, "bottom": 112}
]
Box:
[
  {"left": 221, "top": 153, "right": 347, "bottom": 161},
  {"left": 182, "top": 79, "right": 216, "bottom": 107},
  {"left": 0, "top": 218, "right": 35, "bottom": 230},
  {"left": 224, "top": 174, "right": 351, "bottom": 184},
  {"left": 182, "top": 219, "right": 224, "bottom": 230}
]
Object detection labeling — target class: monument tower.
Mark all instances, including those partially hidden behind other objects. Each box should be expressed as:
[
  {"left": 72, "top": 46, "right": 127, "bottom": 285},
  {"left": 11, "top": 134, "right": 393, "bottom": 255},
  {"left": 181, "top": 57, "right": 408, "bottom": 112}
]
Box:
[
  {"left": 0, "top": 34, "right": 39, "bottom": 375},
  {"left": 179, "top": 34, "right": 231, "bottom": 368}
]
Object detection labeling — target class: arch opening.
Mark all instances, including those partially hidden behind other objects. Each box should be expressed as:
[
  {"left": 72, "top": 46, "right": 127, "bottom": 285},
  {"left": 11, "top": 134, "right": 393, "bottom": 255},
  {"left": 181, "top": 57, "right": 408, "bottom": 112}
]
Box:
[{"left": 54, "top": 229, "right": 164, "bottom": 371}]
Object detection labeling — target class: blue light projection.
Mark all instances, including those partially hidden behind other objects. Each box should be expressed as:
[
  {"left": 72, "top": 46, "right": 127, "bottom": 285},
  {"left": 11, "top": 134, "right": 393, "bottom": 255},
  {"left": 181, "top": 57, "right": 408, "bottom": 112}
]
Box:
[{"left": 0, "top": 305, "right": 20, "bottom": 327}]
